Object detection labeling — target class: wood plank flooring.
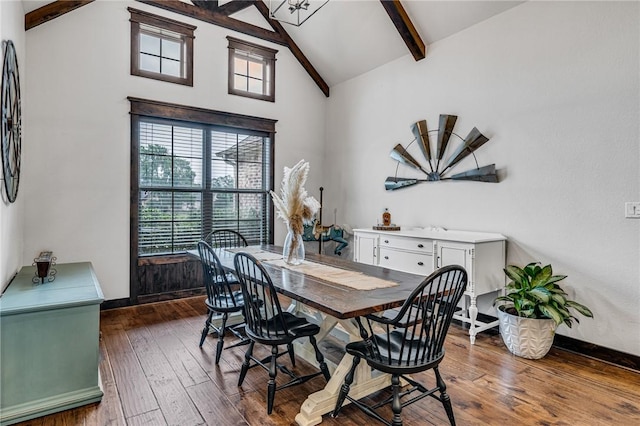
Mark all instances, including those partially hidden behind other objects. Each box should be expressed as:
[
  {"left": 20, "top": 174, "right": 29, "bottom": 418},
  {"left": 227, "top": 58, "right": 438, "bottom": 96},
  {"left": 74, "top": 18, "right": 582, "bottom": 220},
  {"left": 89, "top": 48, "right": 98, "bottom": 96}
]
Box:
[{"left": 14, "top": 296, "right": 640, "bottom": 425}]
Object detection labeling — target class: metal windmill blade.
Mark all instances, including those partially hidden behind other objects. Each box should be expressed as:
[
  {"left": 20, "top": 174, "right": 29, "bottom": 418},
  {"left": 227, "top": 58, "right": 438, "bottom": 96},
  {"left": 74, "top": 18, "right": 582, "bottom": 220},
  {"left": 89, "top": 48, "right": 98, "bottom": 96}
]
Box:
[
  {"left": 410, "top": 120, "right": 434, "bottom": 172},
  {"left": 384, "top": 177, "right": 421, "bottom": 191},
  {"left": 442, "top": 127, "right": 490, "bottom": 174},
  {"left": 449, "top": 164, "right": 498, "bottom": 182},
  {"left": 390, "top": 144, "right": 429, "bottom": 176},
  {"left": 436, "top": 115, "right": 457, "bottom": 170}
]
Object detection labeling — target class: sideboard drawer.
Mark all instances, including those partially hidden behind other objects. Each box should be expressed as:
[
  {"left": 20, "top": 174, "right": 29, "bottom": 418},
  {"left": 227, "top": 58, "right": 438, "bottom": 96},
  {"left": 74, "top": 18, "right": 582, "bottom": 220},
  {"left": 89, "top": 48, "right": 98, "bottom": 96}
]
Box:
[
  {"left": 379, "top": 235, "right": 433, "bottom": 254},
  {"left": 379, "top": 247, "right": 434, "bottom": 276}
]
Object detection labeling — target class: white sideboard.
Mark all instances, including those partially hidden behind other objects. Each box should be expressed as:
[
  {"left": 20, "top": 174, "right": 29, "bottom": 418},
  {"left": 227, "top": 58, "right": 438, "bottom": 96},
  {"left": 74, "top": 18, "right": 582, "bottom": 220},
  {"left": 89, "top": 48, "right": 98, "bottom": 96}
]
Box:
[{"left": 353, "top": 228, "right": 506, "bottom": 344}]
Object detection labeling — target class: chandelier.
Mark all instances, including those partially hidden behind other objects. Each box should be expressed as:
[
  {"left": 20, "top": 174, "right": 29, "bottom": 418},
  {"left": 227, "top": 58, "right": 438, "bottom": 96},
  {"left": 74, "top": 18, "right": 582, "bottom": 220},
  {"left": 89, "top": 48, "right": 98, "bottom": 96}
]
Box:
[{"left": 269, "top": 0, "right": 329, "bottom": 26}]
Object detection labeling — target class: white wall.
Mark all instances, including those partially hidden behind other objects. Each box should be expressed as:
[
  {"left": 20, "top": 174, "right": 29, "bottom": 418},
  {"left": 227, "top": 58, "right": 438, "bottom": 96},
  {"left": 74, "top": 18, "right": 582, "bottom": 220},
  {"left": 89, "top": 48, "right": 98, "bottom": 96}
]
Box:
[
  {"left": 0, "top": 0, "right": 25, "bottom": 293},
  {"left": 23, "top": 1, "right": 326, "bottom": 300},
  {"left": 325, "top": 1, "right": 640, "bottom": 355}
]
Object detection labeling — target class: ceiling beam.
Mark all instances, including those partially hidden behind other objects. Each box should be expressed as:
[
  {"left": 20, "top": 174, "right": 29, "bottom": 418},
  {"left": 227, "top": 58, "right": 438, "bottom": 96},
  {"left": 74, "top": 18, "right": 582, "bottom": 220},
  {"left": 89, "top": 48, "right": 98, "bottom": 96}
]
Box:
[
  {"left": 191, "top": 1, "right": 219, "bottom": 12},
  {"left": 379, "top": 0, "right": 426, "bottom": 61},
  {"left": 25, "top": 1, "right": 95, "bottom": 31},
  {"left": 254, "top": 1, "right": 329, "bottom": 97},
  {"left": 216, "top": 1, "right": 256, "bottom": 16},
  {"left": 137, "top": 0, "right": 286, "bottom": 46}
]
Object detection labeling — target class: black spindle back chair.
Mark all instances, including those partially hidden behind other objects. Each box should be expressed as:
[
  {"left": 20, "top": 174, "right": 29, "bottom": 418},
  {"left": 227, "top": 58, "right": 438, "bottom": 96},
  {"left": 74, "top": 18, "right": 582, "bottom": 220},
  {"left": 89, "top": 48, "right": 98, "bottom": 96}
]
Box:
[
  {"left": 197, "top": 241, "right": 247, "bottom": 363},
  {"left": 204, "top": 229, "right": 248, "bottom": 249},
  {"left": 332, "top": 264, "right": 468, "bottom": 426},
  {"left": 233, "top": 252, "right": 331, "bottom": 415}
]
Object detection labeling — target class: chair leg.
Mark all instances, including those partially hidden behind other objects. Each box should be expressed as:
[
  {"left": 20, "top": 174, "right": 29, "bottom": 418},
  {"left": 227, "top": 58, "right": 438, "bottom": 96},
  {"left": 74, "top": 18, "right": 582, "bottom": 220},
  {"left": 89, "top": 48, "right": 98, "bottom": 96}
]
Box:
[
  {"left": 332, "top": 355, "right": 360, "bottom": 418},
  {"left": 267, "top": 345, "right": 279, "bottom": 415},
  {"left": 434, "top": 366, "right": 456, "bottom": 426},
  {"left": 391, "top": 374, "right": 403, "bottom": 426},
  {"left": 238, "top": 341, "right": 254, "bottom": 386},
  {"left": 199, "top": 310, "right": 213, "bottom": 347},
  {"left": 287, "top": 342, "right": 296, "bottom": 367},
  {"left": 215, "top": 313, "right": 229, "bottom": 364},
  {"left": 309, "top": 335, "right": 331, "bottom": 381}
]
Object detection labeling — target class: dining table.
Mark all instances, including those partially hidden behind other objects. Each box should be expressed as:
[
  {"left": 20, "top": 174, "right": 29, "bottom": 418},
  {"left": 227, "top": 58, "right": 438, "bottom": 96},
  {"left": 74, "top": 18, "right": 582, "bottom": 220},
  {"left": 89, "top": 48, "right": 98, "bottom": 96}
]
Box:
[{"left": 200, "top": 244, "right": 428, "bottom": 426}]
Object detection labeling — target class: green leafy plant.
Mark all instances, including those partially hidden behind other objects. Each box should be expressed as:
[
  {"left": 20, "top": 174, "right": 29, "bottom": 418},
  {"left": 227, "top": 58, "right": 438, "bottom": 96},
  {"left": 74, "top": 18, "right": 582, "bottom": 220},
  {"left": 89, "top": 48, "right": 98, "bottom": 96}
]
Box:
[{"left": 494, "top": 262, "right": 594, "bottom": 327}]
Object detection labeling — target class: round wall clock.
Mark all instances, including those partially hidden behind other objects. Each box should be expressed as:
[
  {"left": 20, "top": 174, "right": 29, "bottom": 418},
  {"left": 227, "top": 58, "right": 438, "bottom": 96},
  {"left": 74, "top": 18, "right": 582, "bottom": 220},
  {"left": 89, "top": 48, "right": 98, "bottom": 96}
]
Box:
[{"left": 1, "top": 40, "right": 21, "bottom": 203}]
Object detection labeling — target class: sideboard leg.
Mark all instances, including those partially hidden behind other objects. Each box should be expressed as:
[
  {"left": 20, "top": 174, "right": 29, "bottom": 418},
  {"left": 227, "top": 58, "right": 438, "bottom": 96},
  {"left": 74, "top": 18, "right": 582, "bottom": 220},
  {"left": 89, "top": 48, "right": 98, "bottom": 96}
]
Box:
[{"left": 469, "top": 295, "right": 478, "bottom": 345}]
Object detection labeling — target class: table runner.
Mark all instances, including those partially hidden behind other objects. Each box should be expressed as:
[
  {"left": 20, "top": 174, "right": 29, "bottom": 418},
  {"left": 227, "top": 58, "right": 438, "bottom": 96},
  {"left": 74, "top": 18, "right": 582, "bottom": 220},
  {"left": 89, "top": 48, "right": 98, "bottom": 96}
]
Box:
[
  {"left": 227, "top": 246, "right": 283, "bottom": 261},
  {"left": 265, "top": 259, "right": 398, "bottom": 290},
  {"left": 226, "top": 247, "right": 397, "bottom": 290}
]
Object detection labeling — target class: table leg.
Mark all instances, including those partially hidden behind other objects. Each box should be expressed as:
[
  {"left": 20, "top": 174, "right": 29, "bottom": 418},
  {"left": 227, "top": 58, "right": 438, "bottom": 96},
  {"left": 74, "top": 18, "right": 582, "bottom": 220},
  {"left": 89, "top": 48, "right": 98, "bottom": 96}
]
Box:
[
  {"left": 283, "top": 304, "right": 404, "bottom": 425},
  {"left": 293, "top": 318, "right": 393, "bottom": 426},
  {"left": 295, "top": 351, "right": 392, "bottom": 426}
]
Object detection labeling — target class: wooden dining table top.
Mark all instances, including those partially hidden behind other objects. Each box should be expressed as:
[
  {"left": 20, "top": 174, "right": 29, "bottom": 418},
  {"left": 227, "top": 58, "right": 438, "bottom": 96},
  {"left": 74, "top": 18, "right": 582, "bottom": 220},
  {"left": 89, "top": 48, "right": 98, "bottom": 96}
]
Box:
[{"left": 208, "top": 244, "right": 427, "bottom": 320}]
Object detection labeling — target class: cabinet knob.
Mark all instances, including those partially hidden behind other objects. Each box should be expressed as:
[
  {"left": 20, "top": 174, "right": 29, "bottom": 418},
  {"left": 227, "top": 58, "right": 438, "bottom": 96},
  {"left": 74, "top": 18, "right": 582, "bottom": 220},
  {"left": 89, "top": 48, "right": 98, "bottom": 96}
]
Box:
[
  {"left": 417, "top": 244, "right": 424, "bottom": 248},
  {"left": 418, "top": 262, "right": 424, "bottom": 266},
  {"left": 384, "top": 256, "right": 389, "bottom": 260},
  {"left": 384, "top": 240, "right": 389, "bottom": 244}
]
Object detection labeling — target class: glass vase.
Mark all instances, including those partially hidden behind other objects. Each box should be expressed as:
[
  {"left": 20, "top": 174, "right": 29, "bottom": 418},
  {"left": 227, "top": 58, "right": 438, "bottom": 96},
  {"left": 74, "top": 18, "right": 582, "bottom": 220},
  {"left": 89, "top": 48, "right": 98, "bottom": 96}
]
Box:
[{"left": 283, "top": 229, "right": 305, "bottom": 265}]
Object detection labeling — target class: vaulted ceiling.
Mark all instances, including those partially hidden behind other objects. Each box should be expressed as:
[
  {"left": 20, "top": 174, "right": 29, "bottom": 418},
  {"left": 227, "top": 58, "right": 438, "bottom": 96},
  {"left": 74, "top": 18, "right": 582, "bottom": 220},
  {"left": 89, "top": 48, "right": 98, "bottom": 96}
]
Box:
[{"left": 21, "top": 0, "right": 523, "bottom": 95}]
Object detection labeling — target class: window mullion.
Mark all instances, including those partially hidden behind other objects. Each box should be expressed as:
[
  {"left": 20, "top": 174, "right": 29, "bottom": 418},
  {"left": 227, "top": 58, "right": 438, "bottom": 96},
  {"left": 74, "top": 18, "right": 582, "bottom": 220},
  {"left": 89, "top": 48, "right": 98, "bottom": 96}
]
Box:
[
  {"left": 235, "top": 133, "right": 240, "bottom": 231},
  {"left": 171, "top": 125, "right": 175, "bottom": 252},
  {"left": 203, "top": 128, "right": 213, "bottom": 238}
]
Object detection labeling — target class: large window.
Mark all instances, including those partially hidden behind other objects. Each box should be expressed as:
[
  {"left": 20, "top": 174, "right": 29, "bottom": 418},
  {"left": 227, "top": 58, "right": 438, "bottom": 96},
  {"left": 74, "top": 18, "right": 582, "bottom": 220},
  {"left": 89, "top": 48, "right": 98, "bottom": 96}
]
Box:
[
  {"left": 130, "top": 98, "right": 276, "bottom": 257},
  {"left": 227, "top": 36, "right": 277, "bottom": 102},
  {"left": 129, "top": 8, "right": 196, "bottom": 86}
]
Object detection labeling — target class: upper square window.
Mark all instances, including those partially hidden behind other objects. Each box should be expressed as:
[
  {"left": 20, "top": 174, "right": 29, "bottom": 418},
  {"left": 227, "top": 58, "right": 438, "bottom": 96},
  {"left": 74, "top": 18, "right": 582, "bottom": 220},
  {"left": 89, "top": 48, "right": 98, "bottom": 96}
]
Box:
[
  {"left": 227, "top": 37, "right": 277, "bottom": 102},
  {"left": 129, "top": 8, "right": 196, "bottom": 86}
]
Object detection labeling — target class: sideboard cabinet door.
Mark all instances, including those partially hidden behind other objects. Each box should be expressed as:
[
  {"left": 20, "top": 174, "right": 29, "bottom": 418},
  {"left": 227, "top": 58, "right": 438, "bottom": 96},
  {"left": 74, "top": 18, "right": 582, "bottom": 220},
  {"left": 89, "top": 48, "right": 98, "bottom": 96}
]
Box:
[
  {"left": 354, "top": 232, "right": 378, "bottom": 265},
  {"left": 436, "top": 240, "right": 506, "bottom": 344}
]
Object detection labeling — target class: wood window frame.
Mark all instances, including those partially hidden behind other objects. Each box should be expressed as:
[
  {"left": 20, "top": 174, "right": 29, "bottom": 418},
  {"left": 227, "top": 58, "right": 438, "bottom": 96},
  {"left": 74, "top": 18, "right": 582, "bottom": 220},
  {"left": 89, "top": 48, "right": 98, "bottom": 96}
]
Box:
[
  {"left": 129, "top": 7, "right": 196, "bottom": 86},
  {"left": 227, "top": 36, "right": 277, "bottom": 102},
  {"left": 128, "top": 97, "right": 277, "bottom": 304}
]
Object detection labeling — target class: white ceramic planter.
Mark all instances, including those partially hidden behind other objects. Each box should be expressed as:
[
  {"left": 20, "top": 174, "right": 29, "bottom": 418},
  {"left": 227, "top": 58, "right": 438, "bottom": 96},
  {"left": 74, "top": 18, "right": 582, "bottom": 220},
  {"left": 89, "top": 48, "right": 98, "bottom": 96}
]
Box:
[{"left": 497, "top": 307, "right": 557, "bottom": 359}]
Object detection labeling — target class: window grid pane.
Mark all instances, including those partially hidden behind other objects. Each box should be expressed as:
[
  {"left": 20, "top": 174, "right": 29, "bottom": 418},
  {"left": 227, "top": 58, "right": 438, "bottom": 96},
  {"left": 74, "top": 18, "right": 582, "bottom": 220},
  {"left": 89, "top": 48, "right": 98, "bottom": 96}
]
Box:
[
  {"left": 140, "top": 33, "right": 160, "bottom": 56},
  {"left": 248, "top": 61, "right": 263, "bottom": 79},
  {"left": 161, "top": 58, "right": 182, "bottom": 77},
  {"left": 140, "top": 53, "right": 160, "bottom": 73},
  {"left": 234, "top": 75, "right": 248, "bottom": 92},
  {"left": 248, "top": 77, "right": 262, "bottom": 94}
]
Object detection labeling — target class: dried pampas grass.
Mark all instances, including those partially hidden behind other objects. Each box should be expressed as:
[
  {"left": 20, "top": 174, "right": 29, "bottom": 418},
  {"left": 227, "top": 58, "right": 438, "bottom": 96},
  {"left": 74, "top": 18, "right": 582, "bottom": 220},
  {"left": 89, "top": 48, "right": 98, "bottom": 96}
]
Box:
[{"left": 270, "top": 160, "right": 320, "bottom": 262}]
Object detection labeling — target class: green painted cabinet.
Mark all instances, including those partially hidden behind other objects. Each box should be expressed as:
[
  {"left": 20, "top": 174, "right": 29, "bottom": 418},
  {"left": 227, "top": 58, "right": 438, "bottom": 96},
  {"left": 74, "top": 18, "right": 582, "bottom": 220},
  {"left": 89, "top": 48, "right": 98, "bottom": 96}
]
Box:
[{"left": 0, "top": 262, "right": 104, "bottom": 425}]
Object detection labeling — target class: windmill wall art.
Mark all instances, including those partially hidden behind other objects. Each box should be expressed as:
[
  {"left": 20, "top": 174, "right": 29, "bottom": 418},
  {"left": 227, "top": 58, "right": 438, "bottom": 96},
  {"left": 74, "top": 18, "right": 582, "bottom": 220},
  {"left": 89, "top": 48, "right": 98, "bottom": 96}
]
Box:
[{"left": 385, "top": 114, "right": 499, "bottom": 191}]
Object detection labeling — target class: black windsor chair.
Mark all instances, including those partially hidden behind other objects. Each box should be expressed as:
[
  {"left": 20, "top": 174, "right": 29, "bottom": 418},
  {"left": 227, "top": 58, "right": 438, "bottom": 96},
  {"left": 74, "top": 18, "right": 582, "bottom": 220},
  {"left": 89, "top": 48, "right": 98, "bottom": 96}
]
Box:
[
  {"left": 204, "top": 229, "right": 249, "bottom": 249},
  {"left": 233, "top": 252, "right": 331, "bottom": 415},
  {"left": 197, "top": 241, "right": 249, "bottom": 364},
  {"left": 332, "top": 264, "right": 468, "bottom": 426},
  {"left": 203, "top": 228, "right": 248, "bottom": 287}
]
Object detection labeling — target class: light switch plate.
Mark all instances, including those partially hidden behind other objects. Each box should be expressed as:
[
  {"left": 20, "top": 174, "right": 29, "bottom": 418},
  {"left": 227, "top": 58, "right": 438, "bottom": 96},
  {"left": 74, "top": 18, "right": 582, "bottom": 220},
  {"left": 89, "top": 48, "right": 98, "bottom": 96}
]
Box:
[{"left": 625, "top": 202, "right": 640, "bottom": 218}]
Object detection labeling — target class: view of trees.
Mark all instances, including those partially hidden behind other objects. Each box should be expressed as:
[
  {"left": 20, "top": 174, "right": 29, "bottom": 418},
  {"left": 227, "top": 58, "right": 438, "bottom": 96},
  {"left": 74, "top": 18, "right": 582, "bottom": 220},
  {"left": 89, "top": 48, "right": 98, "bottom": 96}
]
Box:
[
  {"left": 139, "top": 144, "right": 197, "bottom": 187},
  {"left": 139, "top": 144, "right": 202, "bottom": 254}
]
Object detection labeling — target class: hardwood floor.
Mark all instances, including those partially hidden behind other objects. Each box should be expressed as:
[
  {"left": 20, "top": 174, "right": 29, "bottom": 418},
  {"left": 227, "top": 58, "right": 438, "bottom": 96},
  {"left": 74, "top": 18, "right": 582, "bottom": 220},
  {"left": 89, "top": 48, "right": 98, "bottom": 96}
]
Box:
[{"left": 14, "top": 296, "right": 640, "bottom": 425}]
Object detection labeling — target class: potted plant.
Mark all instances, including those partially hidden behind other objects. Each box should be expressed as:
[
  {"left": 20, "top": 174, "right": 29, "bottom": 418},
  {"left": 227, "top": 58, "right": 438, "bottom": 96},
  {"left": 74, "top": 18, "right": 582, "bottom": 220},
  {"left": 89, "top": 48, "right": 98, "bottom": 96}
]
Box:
[{"left": 493, "top": 262, "right": 594, "bottom": 359}]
